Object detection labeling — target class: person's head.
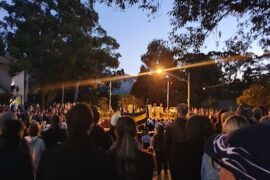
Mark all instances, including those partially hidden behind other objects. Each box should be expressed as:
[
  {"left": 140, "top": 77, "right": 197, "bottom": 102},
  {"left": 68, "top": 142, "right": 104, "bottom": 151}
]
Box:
[
  {"left": 2, "top": 119, "right": 24, "bottom": 142},
  {"left": 259, "top": 116, "right": 270, "bottom": 126},
  {"left": 186, "top": 115, "right": 214, "bottom": 139},
  {"left": 156, "top": 125, "right": 164, "bottom": 135},
  {"left": 29, "top": 123, "right": 39, "bottom": 137},
  {"left": 110, "top": 113, "right": 121, "bottom": 128},
  {"left": 50, "top": 115, "right": 60, "bottom": 128},
  {"left": 177, "top": 103, "right": 188, "bottom": 118},
  {"left": 91, "top": 106, "right": 100, "bottom": 125},
  {"left": 217, "top": 109, "right": 227, "bottom": 123},
  {"left": 205, "top": 124, "right": 270, "bottom": 180},
  {"left": 115, "top": 116, "right": 137, "bottom": 139},
  {"left": 66, "top": 103, "right": 93, "bottom": 137},
  {"left": 142, "top": 129, "right": 149, "bottom": 136},
  {"left": 253, "top": 107, "right": 263, "bottom": 121},
  {"left": 236, "top": 105, "right": 256, "bottom": 123},
  {"left": 222, "top": 115, "right": 250, "bottom": 134},
  {"left": 114, "top": 116, "right": 138, "bottom": 159},
  {"left": 221, "top": 112, "right": 235, "bottom": 125},
  {"left": 0, "top": 112, "right": 17, "bottom": 135}
]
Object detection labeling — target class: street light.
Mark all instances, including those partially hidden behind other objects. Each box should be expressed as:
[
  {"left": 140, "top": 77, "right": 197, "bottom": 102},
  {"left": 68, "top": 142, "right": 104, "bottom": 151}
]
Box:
[{"left": 156, "top": 68, "right": 163, "bottom": 74}]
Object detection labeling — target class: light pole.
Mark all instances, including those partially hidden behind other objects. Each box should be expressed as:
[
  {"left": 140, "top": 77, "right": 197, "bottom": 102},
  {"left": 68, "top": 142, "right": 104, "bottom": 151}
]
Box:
[
  {"left": 166, "top": 76, "right": 170, "bottom": 112},
  {"left": 156, "top": 68, "right": 191, "bottom": 115},
  {"left": 109, "top": 81, "right": 112, "bottom": 112},
  {"left": 187, "top": 71, "right": 191, "bottom": 115}
]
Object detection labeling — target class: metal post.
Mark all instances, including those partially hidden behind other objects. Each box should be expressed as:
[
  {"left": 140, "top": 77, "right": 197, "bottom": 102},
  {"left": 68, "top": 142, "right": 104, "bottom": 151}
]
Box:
[
  {"left": 132, "top": 96, "right": 135, "bottom": 116},
  {"left": 109, "top": 81, "right": 112, "bottom": 112},
  {"left": 74, "top": 81, "right": 79, "bottom": 102},
  {"left": 61, "top": 84, "right": 65, "bottom": 104},
  {"left": 167, "top": 80, "right": 170, "bottom": 112},
  {"left": 187, "top": 71, "right": 191, "bottom": 115}
]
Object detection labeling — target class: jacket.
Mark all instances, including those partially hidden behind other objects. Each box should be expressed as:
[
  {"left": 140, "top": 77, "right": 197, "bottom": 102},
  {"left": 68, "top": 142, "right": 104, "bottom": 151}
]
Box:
[{"left": 36, "top": 134, "right": 115, "bottom": 180}]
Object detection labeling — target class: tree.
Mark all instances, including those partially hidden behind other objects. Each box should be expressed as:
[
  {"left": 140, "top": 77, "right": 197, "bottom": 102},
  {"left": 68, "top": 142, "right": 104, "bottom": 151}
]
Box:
[
  {"left": 97, "top": 96, "right": 109, "bottom": 111},
  {"left": 97, "top": 0, "right": 270, "bottom": 52},
  {"left": 96, "top": 0, "right": 159, "bottom": 14},
  {"left": 131, "top": 39, "right": 180, "bottom": 105},
  {"left": 169, "top": 0, "right": 270, "bottom": 53},
  {"left": 119, "top": 94, "right": 144, "bottom": 110},
  {"left": 237, "top": 83, "right": 270, "bottom": 108},
  {"left": 132, "top": 40, "right": 225, "bottom": 107},
  {"left": 0, "top": 34, "right": 5, "bottom": 55},
  {"left": 0, "top": 0, "right": 120, "bottom": 105},
  {"left": 177, "top": 52, "right": 224, "bottom": 106}
]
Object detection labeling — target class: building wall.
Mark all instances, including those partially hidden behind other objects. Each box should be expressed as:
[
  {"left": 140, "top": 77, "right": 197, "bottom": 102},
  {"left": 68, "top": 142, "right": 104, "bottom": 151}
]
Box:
[
  {"left": 0, "top": 57, "right": 12, "bottom": 93},
  {"left": 0, "top": 56, "right": 25, "bottom": 104}
]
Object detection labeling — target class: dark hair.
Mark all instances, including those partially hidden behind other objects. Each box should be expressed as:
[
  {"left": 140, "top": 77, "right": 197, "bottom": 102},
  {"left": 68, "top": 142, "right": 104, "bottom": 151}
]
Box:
[
  {"left": 157, "top": 125, "right": 164, "bottom": 134},
  {"left": 177, "top": 103, "right": 188, "bottom": 117},
  {"left": 66, "top": 103, "right": 93, "bottom": 136},
  {"left": 113, "top": 116, "right": 138, "bottom": 179},
  {"left": 116, "top": 116, "right": 137, "bottom": 139},
  {"left": 214, "top": 109, "right": 227, "bottom": 133},
  {"left": 186, "top": 115, "right": 214, "bottom": 139},
  {"left": 253, "top": 107, "right": 263, "bottom": 121},
  {"left": 2, "top": 119, "right": 24, "bottom": 142},
  {"left": 29, "top": 123, "right": 39, "bottom": 137},
  {"left": 91, "top": 106, "right": 100, "bottom": 124},
  {"left": 236, "top": 105, "right": 256, "bottom": 123},
  {"left": 51, "top": 115, "right": 60, "bottom": 128}
]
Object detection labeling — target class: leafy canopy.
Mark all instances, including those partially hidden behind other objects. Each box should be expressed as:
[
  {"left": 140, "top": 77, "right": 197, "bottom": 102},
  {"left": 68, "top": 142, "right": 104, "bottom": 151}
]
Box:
[
  {"left": 0, "top": 0, "right": 120, "bottom": 86},
  {"left": 237, "top": 83, "right": 270, "bottom": 107}
]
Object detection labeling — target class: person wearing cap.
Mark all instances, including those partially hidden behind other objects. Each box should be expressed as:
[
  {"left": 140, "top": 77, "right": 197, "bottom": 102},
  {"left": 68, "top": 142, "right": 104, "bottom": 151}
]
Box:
[
  {"left": 201, "top": 115, "right": 250, "bottom": 180},
  {"left": 107, "top": 113, "right": 121, "bottom": 142},
  {"left": 205, "top": 123, "right": 270, "bottom": 180},
  {"left": 36, "top": 103, "right": 115, "bottom": 180}
]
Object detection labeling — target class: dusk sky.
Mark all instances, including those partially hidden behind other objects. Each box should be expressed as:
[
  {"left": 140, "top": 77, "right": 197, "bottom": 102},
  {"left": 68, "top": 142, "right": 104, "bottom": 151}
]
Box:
[
  {"left": 95, "top": 1, "right": 263, "bottom": 74},
  {"left": 0, "top": 0, "right": 264, "bottom": 75}
]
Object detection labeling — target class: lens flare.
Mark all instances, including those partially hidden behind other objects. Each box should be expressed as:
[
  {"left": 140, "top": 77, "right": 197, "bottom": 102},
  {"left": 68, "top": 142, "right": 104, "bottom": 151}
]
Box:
[{"left": 40, "top": 54, "right": 249, "bottom": 91}]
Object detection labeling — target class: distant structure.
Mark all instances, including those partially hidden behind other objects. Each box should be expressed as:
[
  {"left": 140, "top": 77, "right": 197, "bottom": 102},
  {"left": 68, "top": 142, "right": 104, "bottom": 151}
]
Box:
[
  {"left": 0, "top": 56, "right": 28, "bottom": 105},
  {"left": 113, "top": 78, "right": 136, "bottom": 94}
]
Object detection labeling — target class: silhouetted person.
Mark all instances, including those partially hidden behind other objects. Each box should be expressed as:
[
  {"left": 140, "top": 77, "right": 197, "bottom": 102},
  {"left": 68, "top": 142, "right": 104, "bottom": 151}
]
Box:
[
  {"left": 90, "top": 106, "right": 112, "bottom": 150},
  {"left": 170, "top": 115, "right": 214, "bottom": 180},
  {"left": 152, "top": 125, "right": 168, "bottom": 176},
  {"left": 0, "top": 119, "right": 34, "bottom": 180},
  {"left": 37, "top": 103, "right": 115, "bottom": 180},
  {"left": 110, "top": 116, "right": 154, "bottom": 180},
  {"left": 41, "top": 115, "right": 66, "bottom": 148}
]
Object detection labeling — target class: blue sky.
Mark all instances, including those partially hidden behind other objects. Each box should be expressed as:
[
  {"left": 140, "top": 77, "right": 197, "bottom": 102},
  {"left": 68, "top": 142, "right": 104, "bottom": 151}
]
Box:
[
  {"left": 94, "top": 1, "right": 174, "bottom": 74},
  {"left": 95, "top": 1, "right": 263, "bottom": 74},
  {"left": 0, "top": 0, "right": 264, "bottom": 75}
]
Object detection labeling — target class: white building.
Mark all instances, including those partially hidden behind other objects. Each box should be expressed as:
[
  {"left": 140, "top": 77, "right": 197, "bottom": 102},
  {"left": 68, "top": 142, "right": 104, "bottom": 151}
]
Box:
[
  {"left": 113, "top": 78, "right": 136, "bottom": 94},
  {"left": 0, "top": 56, "right": 26, "bottom": 105}
]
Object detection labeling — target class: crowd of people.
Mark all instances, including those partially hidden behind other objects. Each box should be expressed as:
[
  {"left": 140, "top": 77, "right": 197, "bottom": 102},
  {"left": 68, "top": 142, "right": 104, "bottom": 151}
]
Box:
[{"left": 0, "top": 101, "right": 270, "bottom": 180}]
